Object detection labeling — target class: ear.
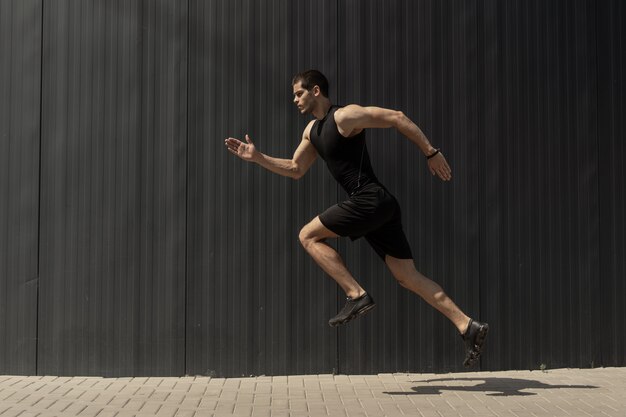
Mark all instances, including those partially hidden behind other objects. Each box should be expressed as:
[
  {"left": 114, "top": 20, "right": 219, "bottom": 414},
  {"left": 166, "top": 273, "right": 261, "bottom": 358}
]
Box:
[{"left": 312, "top": 85, "right": 321, "bottom": 97}]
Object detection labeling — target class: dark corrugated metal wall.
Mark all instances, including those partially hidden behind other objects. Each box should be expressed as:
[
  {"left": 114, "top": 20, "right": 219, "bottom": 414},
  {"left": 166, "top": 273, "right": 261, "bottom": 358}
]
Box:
[
  {"left": 0, "top": 0, "right": 624, "bottom": 376},
  {"left": 477, "top": 0, "right": 601, "bottom": 371},
  {"left": 38, "top": 0, "right": 187, "bottom": 376},
  {"left": 597, "top": 0, "right": 626, "bottom": 367},
  {"left": 0, "top": 0, "right": 41, "bottom": 375}
]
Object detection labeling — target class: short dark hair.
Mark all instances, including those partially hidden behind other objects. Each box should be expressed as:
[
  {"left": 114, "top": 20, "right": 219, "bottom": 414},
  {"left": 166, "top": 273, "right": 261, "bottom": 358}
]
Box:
[{"left": 292, "top": 69, "right": 329, "bottom": 98}]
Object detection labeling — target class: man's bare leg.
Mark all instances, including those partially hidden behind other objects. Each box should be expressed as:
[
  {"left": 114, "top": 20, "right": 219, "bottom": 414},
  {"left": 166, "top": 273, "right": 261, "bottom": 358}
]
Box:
[
  {"left": 298, "top": 216, "right": 365, "bottom": 299},
  {"left": 385, "top": 255, "right": 472, "bottom": 335}
]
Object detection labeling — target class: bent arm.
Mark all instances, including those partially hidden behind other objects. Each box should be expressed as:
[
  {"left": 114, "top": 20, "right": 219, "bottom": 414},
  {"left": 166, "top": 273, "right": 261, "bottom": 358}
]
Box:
[
  {"left": 336, "top": 104, "right": 437, "bottom": 156},
  {"left": 255, "top": 137, "right": 317, "bottom": 179},
  {"left": 225, "top": 121, "right": 317, "bottom": 179},
  {"left": 335, "top": 104, "right": 451, "bottom": 181}
]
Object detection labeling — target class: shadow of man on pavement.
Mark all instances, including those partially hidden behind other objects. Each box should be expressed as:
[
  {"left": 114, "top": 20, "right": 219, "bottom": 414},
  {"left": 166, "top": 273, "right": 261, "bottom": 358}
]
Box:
[{"left": 384, "top": 377, "right": 598, "bottom": 397}]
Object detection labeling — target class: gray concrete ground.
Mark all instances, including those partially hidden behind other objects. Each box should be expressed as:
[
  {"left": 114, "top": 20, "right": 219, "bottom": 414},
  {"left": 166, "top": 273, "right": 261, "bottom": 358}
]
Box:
[{"left": 1, "top": 368, "right": 625, "bottom": 417}]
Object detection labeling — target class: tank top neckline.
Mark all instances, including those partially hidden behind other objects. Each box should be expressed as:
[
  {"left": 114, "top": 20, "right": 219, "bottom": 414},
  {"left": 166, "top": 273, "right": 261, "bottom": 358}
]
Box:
[{"left": 318, "top": 104, "right": 340, "bottom": 122}]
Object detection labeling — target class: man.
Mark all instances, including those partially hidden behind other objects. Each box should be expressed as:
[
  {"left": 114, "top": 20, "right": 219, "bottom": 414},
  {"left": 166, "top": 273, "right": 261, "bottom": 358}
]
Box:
[{"left": 225, "top": 70, "right": 488, "bottom": 367}]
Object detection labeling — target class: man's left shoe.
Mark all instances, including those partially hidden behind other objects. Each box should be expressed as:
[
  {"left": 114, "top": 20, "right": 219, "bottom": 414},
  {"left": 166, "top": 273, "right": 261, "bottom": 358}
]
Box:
[
  {"left": 328, "top": 292, "right": 376, "bottom": 327},
  {"left": 462, "top": 319, "right": 489, "bottom": 368}
]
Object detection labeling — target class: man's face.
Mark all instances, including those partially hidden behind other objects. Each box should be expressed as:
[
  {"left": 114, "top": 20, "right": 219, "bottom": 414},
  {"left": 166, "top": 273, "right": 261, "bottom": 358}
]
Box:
[{"left": 292, "top": 81, "right": 316, "bottom": 114}]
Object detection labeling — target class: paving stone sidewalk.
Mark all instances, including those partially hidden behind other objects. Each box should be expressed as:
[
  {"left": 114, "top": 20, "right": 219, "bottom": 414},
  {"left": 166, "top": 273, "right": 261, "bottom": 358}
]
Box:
[{"left": 1, "top": 367, "right": 625, "bottom": 417}]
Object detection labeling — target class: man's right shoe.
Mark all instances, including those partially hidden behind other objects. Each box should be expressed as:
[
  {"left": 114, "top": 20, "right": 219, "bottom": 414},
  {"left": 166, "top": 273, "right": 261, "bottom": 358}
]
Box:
[
  {"left": 462, "top": 319, "right": 490, "bottom": 368},
  {"left": 329, "top": 292, "right": 376, "bottom": 327}
]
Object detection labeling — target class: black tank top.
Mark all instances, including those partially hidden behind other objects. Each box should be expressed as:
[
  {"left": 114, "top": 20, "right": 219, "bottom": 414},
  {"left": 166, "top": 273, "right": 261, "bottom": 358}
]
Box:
[{"left": 310, "top": 105, "right": 379, "bottom": 195}]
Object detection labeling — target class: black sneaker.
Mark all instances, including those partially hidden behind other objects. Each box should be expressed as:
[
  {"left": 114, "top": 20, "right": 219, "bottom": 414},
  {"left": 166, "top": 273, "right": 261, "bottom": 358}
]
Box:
[
  {"left": 461, "top": 319, "right": 489, "bottom": 368},
  {"left": 328, "top": 293, "right": 376, "bottom": 327}
]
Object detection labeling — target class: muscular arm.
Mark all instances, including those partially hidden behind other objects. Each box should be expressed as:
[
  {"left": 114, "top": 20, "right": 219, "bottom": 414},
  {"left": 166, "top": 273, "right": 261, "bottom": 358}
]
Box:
[
  {"left": 334, "top": 104, "right": 452, "bottom": 181},
  {"left": 224, "top": 120, "right": 317, "bottom": 180},
  {"left": 255, "top": 136, "right": 317, "bottom": 179},
  {"left": 335, "top": 104, "right": 436, "bottom": 156}
]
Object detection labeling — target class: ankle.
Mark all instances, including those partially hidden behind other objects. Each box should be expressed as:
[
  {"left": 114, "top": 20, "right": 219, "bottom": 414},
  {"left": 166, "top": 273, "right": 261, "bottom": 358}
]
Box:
[
  {"left": 459, "top": 317, "right": 472, "bottom": 335},
  {"left": 347, "top": 290, "right": 366, "bottom": 299}
]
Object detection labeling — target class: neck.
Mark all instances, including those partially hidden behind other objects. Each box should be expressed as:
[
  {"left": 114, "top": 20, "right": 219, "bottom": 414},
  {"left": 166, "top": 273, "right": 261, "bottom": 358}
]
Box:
[{"left": 312, "top": 99, "right": 333, "bottom": 120}]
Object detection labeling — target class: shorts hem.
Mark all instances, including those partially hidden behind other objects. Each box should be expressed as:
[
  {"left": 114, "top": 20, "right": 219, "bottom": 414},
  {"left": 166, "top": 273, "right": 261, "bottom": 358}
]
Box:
[
  {"left": 382, "top": 252, "right": 414, "bottom": 260},
  {"left": 318, "top": 214, "right": 345, "bottom": 237}
]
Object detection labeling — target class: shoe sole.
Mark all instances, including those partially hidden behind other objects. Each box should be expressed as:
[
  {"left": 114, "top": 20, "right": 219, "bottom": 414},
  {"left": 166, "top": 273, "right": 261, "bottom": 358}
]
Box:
[
  {"left": 463, "top": 323, "right": 490, "bottom": 368},
  {"left": 329, "top": 303, "right": 376, "bottom": 327}
]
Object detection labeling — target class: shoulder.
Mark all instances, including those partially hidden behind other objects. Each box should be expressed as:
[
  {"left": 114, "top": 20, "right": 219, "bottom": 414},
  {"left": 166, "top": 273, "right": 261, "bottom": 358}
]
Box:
[
  {"left": 333, "top": 104, "right": 366, "bottom": 137},
  {"left": 336, "top": 104, "right": 402, "bottom": 131},
  {"left": 334, "top": 104, "right": 364, "bottom": 124}
]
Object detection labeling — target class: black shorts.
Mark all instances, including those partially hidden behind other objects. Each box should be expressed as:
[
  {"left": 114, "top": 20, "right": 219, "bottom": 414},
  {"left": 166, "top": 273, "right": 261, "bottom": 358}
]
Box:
[{"left": 318, "top": 183, "right": 413, "bottom": 260}]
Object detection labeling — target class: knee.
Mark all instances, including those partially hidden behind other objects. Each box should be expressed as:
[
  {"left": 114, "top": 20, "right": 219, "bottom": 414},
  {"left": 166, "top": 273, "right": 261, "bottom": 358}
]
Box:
[
  {"left": 387, "top": 260, "right": 418, "bottom": 286},
  {"left": 298, "top": 227, "right": 314, "bottom": 249}
]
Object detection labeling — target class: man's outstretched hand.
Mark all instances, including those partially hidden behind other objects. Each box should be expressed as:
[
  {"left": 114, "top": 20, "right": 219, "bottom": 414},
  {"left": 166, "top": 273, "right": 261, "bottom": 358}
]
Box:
[
  {"left": 225, "top": 134, "right": 258, "bottom": 162},
  {"left": 427, "top": 152, "right": 452, "bottom": 181}
]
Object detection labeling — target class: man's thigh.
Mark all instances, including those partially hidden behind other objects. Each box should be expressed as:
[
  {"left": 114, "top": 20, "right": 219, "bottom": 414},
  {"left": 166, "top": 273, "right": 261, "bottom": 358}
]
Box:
[
  {"left": 300, "top": 216, "right": 340, "bottom": 241},
  {"left": 318, "top": 198, "right": 390, "bottom": 239}
]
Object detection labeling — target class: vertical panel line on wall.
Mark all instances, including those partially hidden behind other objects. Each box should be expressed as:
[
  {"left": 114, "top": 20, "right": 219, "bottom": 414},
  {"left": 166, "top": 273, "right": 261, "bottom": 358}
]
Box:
[
  {"left": 335, "top": 0, "right": 341, "bottom": 375},
  {"left": 36, "top": 0, "right": 45, "bottom": 376},
  {"left": 593, "top": 0, "right": 601, "bottom": 366},
  {"left": 475, "top": 0, "right": 482, "bottom": 348},
  {"left": 184, "top": 0, "right": 190, "bottom": 375}
]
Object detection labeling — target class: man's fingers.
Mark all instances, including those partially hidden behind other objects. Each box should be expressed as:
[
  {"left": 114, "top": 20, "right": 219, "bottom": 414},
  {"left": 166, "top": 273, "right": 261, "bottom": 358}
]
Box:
[
  {"left": 434, "top": 159, "right": 452, "bottom": 180},
  {"left": 438, "top": 168, "right": 452, "bottom": 181},
  {"left": 245, "top": 134, "right": 252, "bottom": 144},
  {"left": 430, "top": 161, "right": 452, "bottom": 181},
  {"left": 225, "top": 140, "right": 242, "bottom": 156},
  {"left": 427, "top": 153, "right": 452, "bottom": 181},
  {"left": 224, "top": 137, "right": 240, "bottom": 147}
]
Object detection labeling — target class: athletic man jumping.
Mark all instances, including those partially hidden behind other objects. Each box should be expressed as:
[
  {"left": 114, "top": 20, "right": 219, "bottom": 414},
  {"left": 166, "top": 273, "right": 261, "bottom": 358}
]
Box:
[{"left": 225, "top": 70, "right": 489, "bottom": 367}]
